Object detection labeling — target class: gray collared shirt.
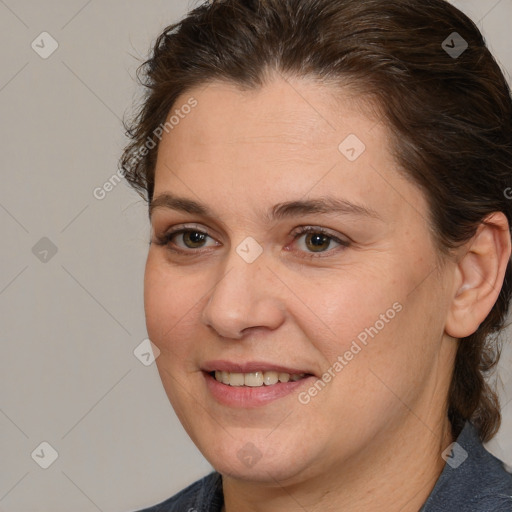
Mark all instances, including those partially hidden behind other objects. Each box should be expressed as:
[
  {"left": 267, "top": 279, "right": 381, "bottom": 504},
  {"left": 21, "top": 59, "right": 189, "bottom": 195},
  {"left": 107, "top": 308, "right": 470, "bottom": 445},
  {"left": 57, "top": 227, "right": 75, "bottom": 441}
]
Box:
[{"left": 134, "top": 421, "right": 512, "bottom": 511}]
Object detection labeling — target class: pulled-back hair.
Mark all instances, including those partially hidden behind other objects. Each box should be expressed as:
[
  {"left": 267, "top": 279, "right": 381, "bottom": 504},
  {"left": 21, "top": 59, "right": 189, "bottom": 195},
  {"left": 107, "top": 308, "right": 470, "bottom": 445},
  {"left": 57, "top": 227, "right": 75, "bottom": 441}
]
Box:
[{"left": 120, "top": 0, "right": 512, "bottom": 442}]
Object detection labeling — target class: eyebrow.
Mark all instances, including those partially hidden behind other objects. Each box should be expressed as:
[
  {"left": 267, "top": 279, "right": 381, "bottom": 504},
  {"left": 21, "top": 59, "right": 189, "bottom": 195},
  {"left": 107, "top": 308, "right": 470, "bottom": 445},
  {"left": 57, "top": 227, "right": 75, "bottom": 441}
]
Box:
[{"left": 149, "top": 192, "right": 382, "bottom": 222}]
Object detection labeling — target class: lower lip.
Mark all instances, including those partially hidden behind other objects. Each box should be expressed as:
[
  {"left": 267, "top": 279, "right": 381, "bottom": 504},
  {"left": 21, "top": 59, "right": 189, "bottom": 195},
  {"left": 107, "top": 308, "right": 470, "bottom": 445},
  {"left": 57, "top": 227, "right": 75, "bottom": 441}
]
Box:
[{"left": 203, "top": 372, "right": 315, "bottom": 408}]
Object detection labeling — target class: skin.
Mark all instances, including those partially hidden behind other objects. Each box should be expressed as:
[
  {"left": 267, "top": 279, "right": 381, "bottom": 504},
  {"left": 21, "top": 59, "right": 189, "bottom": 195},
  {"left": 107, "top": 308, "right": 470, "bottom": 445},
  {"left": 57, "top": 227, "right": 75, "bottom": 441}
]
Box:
[{"left": 144, "top": 75, "right": 511, "bottom": 511}]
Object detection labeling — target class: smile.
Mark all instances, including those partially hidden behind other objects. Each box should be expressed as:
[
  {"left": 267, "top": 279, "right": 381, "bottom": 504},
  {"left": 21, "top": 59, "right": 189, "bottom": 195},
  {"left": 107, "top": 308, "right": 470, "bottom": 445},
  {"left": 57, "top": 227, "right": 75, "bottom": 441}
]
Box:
[{"left": 211, "top": 370, "right": 308, "bottom": 387}]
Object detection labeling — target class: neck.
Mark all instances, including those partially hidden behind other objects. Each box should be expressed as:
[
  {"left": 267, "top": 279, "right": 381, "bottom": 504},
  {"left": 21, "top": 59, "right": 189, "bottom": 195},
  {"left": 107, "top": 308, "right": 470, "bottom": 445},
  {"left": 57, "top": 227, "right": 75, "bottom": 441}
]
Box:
[{"left": 222, "top": 415, "right": 454, "bottom": 512}]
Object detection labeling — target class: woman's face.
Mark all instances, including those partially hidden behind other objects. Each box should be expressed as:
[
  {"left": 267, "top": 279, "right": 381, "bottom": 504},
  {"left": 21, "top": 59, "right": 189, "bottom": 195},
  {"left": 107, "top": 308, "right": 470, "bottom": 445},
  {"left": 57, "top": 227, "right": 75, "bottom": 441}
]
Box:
[{"left": 144, "top": 76, "right": 457, "bottom": 484}]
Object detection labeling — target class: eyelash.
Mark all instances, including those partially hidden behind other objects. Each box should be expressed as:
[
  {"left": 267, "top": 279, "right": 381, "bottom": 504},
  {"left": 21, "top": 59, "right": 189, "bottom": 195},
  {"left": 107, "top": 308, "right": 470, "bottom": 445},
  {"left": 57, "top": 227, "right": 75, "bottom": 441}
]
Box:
[{"left": 153, "top": 225, "right": 350, "bottom": 259}]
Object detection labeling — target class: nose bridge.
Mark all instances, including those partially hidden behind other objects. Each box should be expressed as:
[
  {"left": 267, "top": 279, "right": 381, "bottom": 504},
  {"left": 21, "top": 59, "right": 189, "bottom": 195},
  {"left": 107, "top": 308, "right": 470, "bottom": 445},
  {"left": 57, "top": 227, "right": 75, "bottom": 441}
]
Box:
[{"left": 201, "top": 244, "right": 285, "bottom": 338}]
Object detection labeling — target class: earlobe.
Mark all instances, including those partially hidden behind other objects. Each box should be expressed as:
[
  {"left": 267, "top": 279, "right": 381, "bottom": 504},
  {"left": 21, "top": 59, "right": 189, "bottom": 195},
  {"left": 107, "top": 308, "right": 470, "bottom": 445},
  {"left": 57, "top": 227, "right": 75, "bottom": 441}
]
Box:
[{"left": 445, "top": 212, "right": 511, "bottom": 339}]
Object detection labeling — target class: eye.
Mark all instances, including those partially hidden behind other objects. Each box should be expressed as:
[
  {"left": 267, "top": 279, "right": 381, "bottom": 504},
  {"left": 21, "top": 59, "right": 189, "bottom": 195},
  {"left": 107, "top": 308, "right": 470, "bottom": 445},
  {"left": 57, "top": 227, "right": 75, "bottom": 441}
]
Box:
[
  {"left": 152, "top": 224, "right": 350, "bottom": 258},
  {"left": 290, "top": 226, "right": 350, "bottom": 257},
  {"left": 153, "top": 225, "right": 218, "bottom": 253}
]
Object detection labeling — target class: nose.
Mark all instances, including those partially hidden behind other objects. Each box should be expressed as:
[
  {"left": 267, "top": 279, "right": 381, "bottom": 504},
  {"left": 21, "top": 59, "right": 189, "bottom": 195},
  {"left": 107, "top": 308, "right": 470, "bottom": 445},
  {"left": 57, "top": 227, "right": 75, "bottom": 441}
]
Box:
[{"left": 201, "top": 248, "right": 286, "bottom": 339}]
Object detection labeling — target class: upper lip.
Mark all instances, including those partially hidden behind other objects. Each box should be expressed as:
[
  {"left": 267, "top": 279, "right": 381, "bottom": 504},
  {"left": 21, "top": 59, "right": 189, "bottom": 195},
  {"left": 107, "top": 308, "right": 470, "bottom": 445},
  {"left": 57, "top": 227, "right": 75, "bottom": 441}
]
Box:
[{"left": 201, "top": 360, "right": 314, "bottom": 376}]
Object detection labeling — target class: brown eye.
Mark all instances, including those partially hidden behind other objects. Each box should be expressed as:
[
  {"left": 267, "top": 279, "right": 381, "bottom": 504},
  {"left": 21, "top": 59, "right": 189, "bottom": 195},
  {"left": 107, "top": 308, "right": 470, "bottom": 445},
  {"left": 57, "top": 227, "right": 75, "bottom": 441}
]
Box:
[
  {"left": 304, "top": 232, "right": 332, "bottom": 252},
  {"left": 180, "top": 230, "right": 208, "bottom": 249},
  {"left": 291, "top": 226, "right": 350, "bottom": 258},
  {"left": 154, "top": 227, "right": 219, "bottom": 253}
]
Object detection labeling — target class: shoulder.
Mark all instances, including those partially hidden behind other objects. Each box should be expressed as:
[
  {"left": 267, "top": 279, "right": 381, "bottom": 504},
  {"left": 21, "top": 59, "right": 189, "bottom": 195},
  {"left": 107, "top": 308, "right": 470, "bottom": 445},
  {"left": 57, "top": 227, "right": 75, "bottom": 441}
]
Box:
[
  {"left": 421, "top": 422, "right": 512, "bottom": 511},
  {"left": 131, "top": 471, "right": 223, "bottom": 512}
]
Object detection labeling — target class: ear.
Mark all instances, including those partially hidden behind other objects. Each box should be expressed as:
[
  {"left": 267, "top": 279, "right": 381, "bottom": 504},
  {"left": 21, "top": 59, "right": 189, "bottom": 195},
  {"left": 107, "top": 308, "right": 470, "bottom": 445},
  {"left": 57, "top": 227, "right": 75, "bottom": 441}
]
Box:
[{"left": 445, "top": 212, "right": 511, "bottom": 339}]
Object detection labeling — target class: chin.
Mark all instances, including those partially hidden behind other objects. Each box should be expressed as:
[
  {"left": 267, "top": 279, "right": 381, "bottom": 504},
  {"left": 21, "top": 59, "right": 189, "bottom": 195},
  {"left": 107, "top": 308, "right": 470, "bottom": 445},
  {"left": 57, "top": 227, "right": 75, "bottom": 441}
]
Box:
[
  {"left": 196, "top": 432, "right": 317, "bottom": 484},
  {"left": 213, "top": 456, "right": 307, "bottom": 484}
]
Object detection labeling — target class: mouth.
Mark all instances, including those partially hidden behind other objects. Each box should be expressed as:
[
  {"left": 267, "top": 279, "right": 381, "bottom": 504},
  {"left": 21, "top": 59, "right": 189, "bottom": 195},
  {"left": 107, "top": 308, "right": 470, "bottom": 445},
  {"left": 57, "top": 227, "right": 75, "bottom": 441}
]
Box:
[
  {"left": 200, "top": 360, "right": 316, "bottom": 407},
  {"left": 208, "top": 370, "right": 312, "bottom": 387}
]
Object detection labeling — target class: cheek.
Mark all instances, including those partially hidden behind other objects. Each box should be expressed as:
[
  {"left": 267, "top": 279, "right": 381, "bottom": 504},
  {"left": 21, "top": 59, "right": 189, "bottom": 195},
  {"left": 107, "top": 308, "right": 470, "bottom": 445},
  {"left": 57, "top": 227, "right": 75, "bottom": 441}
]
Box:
[
  {"left": 295, "top": 265, "right": 405, "bottom": 356},
  {"left": 143, "top": 253, "right": 201, "bottom": 349},
  {"left": 297, "top": 257, "right": 438, "bottom": 396}
]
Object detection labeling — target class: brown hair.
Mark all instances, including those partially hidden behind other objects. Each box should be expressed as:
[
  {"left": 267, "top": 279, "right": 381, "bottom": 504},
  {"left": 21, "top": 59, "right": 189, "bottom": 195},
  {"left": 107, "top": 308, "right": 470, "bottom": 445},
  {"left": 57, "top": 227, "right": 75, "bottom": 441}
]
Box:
[{"left": 120, "top": 0, "right": 512, "bottom": 442}]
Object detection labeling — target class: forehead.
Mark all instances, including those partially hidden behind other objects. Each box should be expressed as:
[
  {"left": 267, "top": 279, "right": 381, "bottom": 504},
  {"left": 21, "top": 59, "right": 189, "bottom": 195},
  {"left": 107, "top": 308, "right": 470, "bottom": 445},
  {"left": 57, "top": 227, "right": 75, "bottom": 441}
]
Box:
[
  {"left": 152, "top": 76, "right": 428, "bottom": 229},
  {"left": 155, "top": 76, "right": 386, "bottom": 172},
  {"left": 187, "top": 77, "right": 343, "bottom": 131}
]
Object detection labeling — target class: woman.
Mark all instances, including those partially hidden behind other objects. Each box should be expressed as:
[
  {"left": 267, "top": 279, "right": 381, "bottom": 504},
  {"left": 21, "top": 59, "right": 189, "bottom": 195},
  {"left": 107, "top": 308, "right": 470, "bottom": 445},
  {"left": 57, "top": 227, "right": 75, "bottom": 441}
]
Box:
[{"left": 120, "top": 0, "right": 512, "bottom": 510}]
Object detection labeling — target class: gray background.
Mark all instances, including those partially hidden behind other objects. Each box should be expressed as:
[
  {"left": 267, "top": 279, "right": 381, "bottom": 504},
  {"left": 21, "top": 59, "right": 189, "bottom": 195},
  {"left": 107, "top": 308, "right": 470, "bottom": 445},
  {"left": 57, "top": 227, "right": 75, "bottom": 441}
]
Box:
[{"left": 0, "top": 1, "right": 511, "bottom": 510}]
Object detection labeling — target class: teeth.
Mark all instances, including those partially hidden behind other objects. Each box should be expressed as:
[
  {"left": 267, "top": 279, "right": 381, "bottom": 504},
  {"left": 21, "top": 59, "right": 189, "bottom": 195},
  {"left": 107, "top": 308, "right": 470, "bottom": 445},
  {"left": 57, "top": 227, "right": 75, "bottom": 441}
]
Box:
[
  {"left": 213, "top": 370, "right": 306, "bottom": 387},
  {"left": 244, "top": 372, "right": 264, "bottom": 387},
  {"left": 263, "top": 371, "right": 279, "bottom": 385},
  {"left": 229, "top": 372, "right": 245, "bottom": 386}
]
